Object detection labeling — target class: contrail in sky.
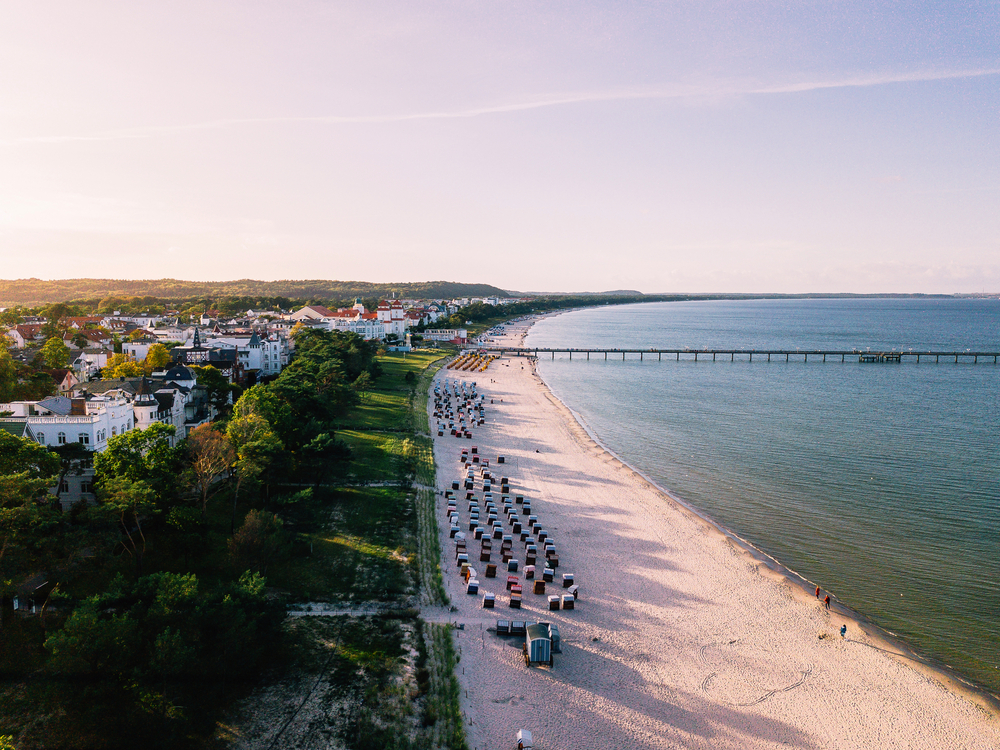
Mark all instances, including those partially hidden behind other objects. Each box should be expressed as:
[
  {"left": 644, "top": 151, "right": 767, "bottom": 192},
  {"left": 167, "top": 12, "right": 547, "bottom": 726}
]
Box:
[{"left": 8, "top": 67, "right": 1000, "bottom": 145}]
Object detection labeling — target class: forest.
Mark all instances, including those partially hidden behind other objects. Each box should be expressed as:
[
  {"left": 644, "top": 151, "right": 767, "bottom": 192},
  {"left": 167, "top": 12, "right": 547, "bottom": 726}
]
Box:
[
  {"left": 0, "top": 279, "right": 514, "bottom": 307},
  {"left": 0, "top": 328, "right": 441, "bottom": 749}
]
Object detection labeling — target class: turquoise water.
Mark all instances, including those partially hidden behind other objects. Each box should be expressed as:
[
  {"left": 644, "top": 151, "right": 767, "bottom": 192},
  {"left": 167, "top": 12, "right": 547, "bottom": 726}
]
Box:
[{"left": 526, "top": 298, "right": 1000, "bottom": 695}]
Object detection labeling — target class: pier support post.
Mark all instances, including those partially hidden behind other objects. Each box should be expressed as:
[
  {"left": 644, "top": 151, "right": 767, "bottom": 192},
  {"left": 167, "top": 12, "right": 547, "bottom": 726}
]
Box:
[
  {"left": 659, "top": 352, "right": 661, "bottom": 361},
  {"left": 713, "top": 353, "right": 716, "bottom": 361},
  {"left": 749, "top": 353, "right": 752, "bottom": 362},
  {"left": 641, "top": 352, "right": 643, "bottom": 361},
  {"left": 694, "top": 353, "right": 698, "bottom": 361},
  {"left": 605, "top": 351, "right": 607, "bottom": 360},
  {"left": 552, "top": 352, "right": 554, "bottom": 360},
  {"left": 823, "top": 354, "right": 826, "bottom": 362},
  {"left": 623, "top": 352, "right": 625, "bottom": 361},
  {"left": 767, "top": 353, "right": 770, "bottom": 362},
  {"left": 676, "top": 352, "right": 679, "bottom": 361},
  {"left": 587, "top": 351, "right": 589, "bottom": 360},
  {"left": 731, "top": 352, "right": 734, "bottom": 361},
  {"left": 786, "top": 353, "right": 789, "bottom": 362}
]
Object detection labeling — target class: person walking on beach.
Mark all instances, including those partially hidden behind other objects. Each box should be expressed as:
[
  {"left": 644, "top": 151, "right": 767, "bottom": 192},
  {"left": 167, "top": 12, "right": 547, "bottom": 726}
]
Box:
[
  {"left": 815, "top": 586, "right": 821, "bottom": 598},
  {"left": 840, "top": 624, "right": 847, "bottom": 638},
  {"left": 824, "top": 595, "right": 831, "bottom": 610}
]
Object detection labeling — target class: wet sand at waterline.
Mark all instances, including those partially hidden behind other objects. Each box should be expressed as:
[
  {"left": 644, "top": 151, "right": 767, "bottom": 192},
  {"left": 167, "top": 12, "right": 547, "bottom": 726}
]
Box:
[{"left": 429, "top": 322, "right": 1000, "bottom": 750}]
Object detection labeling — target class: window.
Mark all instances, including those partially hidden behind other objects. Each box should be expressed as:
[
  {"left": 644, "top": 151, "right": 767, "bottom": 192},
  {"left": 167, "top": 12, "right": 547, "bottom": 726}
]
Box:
[
  {"left": 36, "top": 432, "right": 45, "bottom": 444},
  {"left": 59, "top": 480, "right": 69, "bottom": 493},
  {"left": 81, "top": 481, "right": 93, "bottom": 494},
  {"left": 111, "top": 426, "right": 117, "bottom": 437},
  {"left": 78, "top": 432, "right": 90, "bottom": 445},
  {"left": 57, "top": 432, "right": 66, "bottom": 445}
]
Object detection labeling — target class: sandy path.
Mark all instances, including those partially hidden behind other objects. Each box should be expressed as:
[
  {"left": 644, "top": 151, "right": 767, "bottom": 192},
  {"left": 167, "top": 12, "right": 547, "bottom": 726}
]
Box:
[{"left": 429, "top": 322, "right": 1000, "bottom": 750}]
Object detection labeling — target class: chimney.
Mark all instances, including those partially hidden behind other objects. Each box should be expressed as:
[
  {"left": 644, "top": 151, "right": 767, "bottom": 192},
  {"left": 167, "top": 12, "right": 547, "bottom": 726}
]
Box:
[{"left": 70, "top": 398, "right": 87, "bottom": 416}]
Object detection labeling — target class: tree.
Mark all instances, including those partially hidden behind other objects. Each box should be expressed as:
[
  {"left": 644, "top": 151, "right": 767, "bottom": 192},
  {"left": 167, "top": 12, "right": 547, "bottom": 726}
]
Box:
[
  {"left": 190, "top": 365, "right": 239, "bottom": 415},
  {"left": 0, "top": 433, "right": 61, "bottom": 598},
  {"left": 40, "top": 320, "right": 61, "bottom": 340},
  {"left": 0, "top": 431, "right": 60, "bottom": 479},
  {"left": 143, "top": 343, "right": 172, "bottom": 374},
  {"left": 93, "top": 477, "right": 159, "bottom": 576},
  {"left": 94, "top": 423, "right": 181, "bottom": 497},
  {"left": 0, "top": 348, "right": 20, "bottom": 404},
  {"left": 299, "top": 432, "right": 351, "bottom": 486},
  {"left": 41, "top": 336, "right": 70, "bottom": 369},
  {"left": 44, "top": 302, "right": 73, "bottom": 323},
  {"left": 102, "top": 352, "right": 144, "bottom": 379},
  {"left": 228, "top": 509, "right": 284, "bottom": 575},
  {"left": 71, "top": 332, "right": 89, "bottom": 349},
  {"left": 226, "top": 391, "right": 281, "bottom": 532},
  {"left": 49, "top": 442, "right": 92, "bottom": 506},
  {"left": 186, "top": 424, "right": 234, "bottom": 516}
]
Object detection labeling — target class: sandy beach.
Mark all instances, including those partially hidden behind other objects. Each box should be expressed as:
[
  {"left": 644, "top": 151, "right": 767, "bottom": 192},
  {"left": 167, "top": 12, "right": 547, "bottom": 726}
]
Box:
[{"left": 428, "top": 319, "right": 1000, "bottom": 750}]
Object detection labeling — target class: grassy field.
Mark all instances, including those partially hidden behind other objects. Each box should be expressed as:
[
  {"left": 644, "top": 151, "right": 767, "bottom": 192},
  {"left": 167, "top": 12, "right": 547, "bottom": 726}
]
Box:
[{"left": 233, "top": 347, "right": 468, "bottom": 750}]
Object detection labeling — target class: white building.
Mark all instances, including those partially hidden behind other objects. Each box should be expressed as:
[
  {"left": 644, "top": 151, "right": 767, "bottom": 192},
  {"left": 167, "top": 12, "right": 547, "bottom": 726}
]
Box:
[
  {"left": 204, "top": 331, "right": 289, "bottom": 376},
  {"left": 422, "top": 329, "right": 468, "bottom": 343},
  {"left": 376, "top": 300, "right": 408, "bottom": 338}
]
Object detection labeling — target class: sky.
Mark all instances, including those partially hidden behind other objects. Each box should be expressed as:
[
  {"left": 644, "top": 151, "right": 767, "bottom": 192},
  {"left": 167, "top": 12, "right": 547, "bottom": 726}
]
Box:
[{"left": 1, "top": 1, "right": 998, "bottom": 294}]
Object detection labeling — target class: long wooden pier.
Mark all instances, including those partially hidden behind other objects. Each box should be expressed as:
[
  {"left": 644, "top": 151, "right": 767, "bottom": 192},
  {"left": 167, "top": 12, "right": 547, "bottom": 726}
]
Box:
[{"left": 475, "top": 347, "right": 1000, "bottom": 364}]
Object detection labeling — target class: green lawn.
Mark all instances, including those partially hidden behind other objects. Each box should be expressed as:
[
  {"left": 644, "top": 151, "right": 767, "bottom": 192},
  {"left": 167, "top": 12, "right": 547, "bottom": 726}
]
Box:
[{"left": 268, "top": 486, "right": 417, "bottom": 601}]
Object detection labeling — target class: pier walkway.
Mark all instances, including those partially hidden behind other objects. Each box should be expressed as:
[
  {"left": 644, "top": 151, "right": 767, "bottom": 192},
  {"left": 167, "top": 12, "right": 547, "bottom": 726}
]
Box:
[{"left": 475, "top": 347, "right": 1000, "bottom": 364}]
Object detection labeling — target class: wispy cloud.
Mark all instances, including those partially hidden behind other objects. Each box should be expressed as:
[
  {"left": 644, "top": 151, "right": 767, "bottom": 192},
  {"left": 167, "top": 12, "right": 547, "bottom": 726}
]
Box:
[{"left": 8, "top": 67, "right": 1000, "bottom": 145}]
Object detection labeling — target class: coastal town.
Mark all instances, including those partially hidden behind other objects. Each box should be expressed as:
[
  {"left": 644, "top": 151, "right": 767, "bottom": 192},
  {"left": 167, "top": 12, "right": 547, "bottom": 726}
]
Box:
[{"left": 0, "top": 297, "right": 528, "bottom": 511}]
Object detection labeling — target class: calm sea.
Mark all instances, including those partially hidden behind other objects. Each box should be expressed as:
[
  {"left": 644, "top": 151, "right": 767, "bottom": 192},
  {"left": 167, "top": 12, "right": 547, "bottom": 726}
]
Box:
[{"left": 526, "top": 298, "right": 1000, "bottom": 695}]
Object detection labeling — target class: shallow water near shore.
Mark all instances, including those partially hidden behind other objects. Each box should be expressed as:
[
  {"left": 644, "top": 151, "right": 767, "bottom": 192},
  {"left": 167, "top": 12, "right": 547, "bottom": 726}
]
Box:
[{"left": 525, "top": 298, "right": 1000, "bottom": 695}]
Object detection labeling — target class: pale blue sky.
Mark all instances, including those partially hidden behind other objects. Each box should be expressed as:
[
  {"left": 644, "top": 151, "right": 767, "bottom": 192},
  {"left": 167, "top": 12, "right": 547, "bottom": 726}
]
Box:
[{"left": 1, "top": 1, "right": 997, "bottom": 293}]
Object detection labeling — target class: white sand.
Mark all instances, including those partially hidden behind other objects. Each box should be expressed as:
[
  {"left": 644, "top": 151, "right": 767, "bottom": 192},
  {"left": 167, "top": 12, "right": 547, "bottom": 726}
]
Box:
[{"left": 429, "top": 322, "right": 1000, "bottom": 750}]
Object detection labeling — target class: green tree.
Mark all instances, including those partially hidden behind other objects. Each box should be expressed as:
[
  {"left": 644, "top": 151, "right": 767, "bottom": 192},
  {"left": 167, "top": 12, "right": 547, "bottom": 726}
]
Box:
[
  {"left": 190, "top": 364, "right": 239, "bottom": 415},
  {"left": 143, "top": 343, "right": 172, "bottom": 373},
  {"left": 0, "top": 347, "right": 20, "bottom": 403},
  {"left": 0, "top": 431, "right": 60, "bottom": 479},
  {"left": 40, "top": 319, "right": 61, "bottom": 340},
  {"left": 94, "top": 423, "right": 181, "bottom": 497},
  {"left": 44, "top": 595, "right": 140, "bottom": 675},
  {"left": 226, "top": 391, "right": 281, "bottom": 532},
  {"left": 49, "top": 441, "right": 92, "bottom": 506},
  {"left": 93, "top": 477, "right": 159, "bottom": 576},
  {"left": 0, "top": 433, "right": 61, "bottom": 598},
  {"left": 44, "top": 302, "right": 73, "bottom": 323},
  {"left": 41, "top": 336, "right": 70, "bottom": 369},
  {"left": 102, "top": 352, "right": 144, "bottom": 378}
]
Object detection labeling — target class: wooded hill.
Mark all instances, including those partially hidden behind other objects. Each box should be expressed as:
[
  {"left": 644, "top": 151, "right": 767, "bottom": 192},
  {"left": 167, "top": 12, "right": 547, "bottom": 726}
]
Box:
[{"left": 0, "top": 278, "right": 516, "bottom": 306}]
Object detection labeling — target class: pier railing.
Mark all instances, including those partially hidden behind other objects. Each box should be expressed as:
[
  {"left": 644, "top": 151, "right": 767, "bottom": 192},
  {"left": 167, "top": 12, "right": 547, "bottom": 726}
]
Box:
[{"left": 473, "top": 347, "right": 1000, "bottom": 364}]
